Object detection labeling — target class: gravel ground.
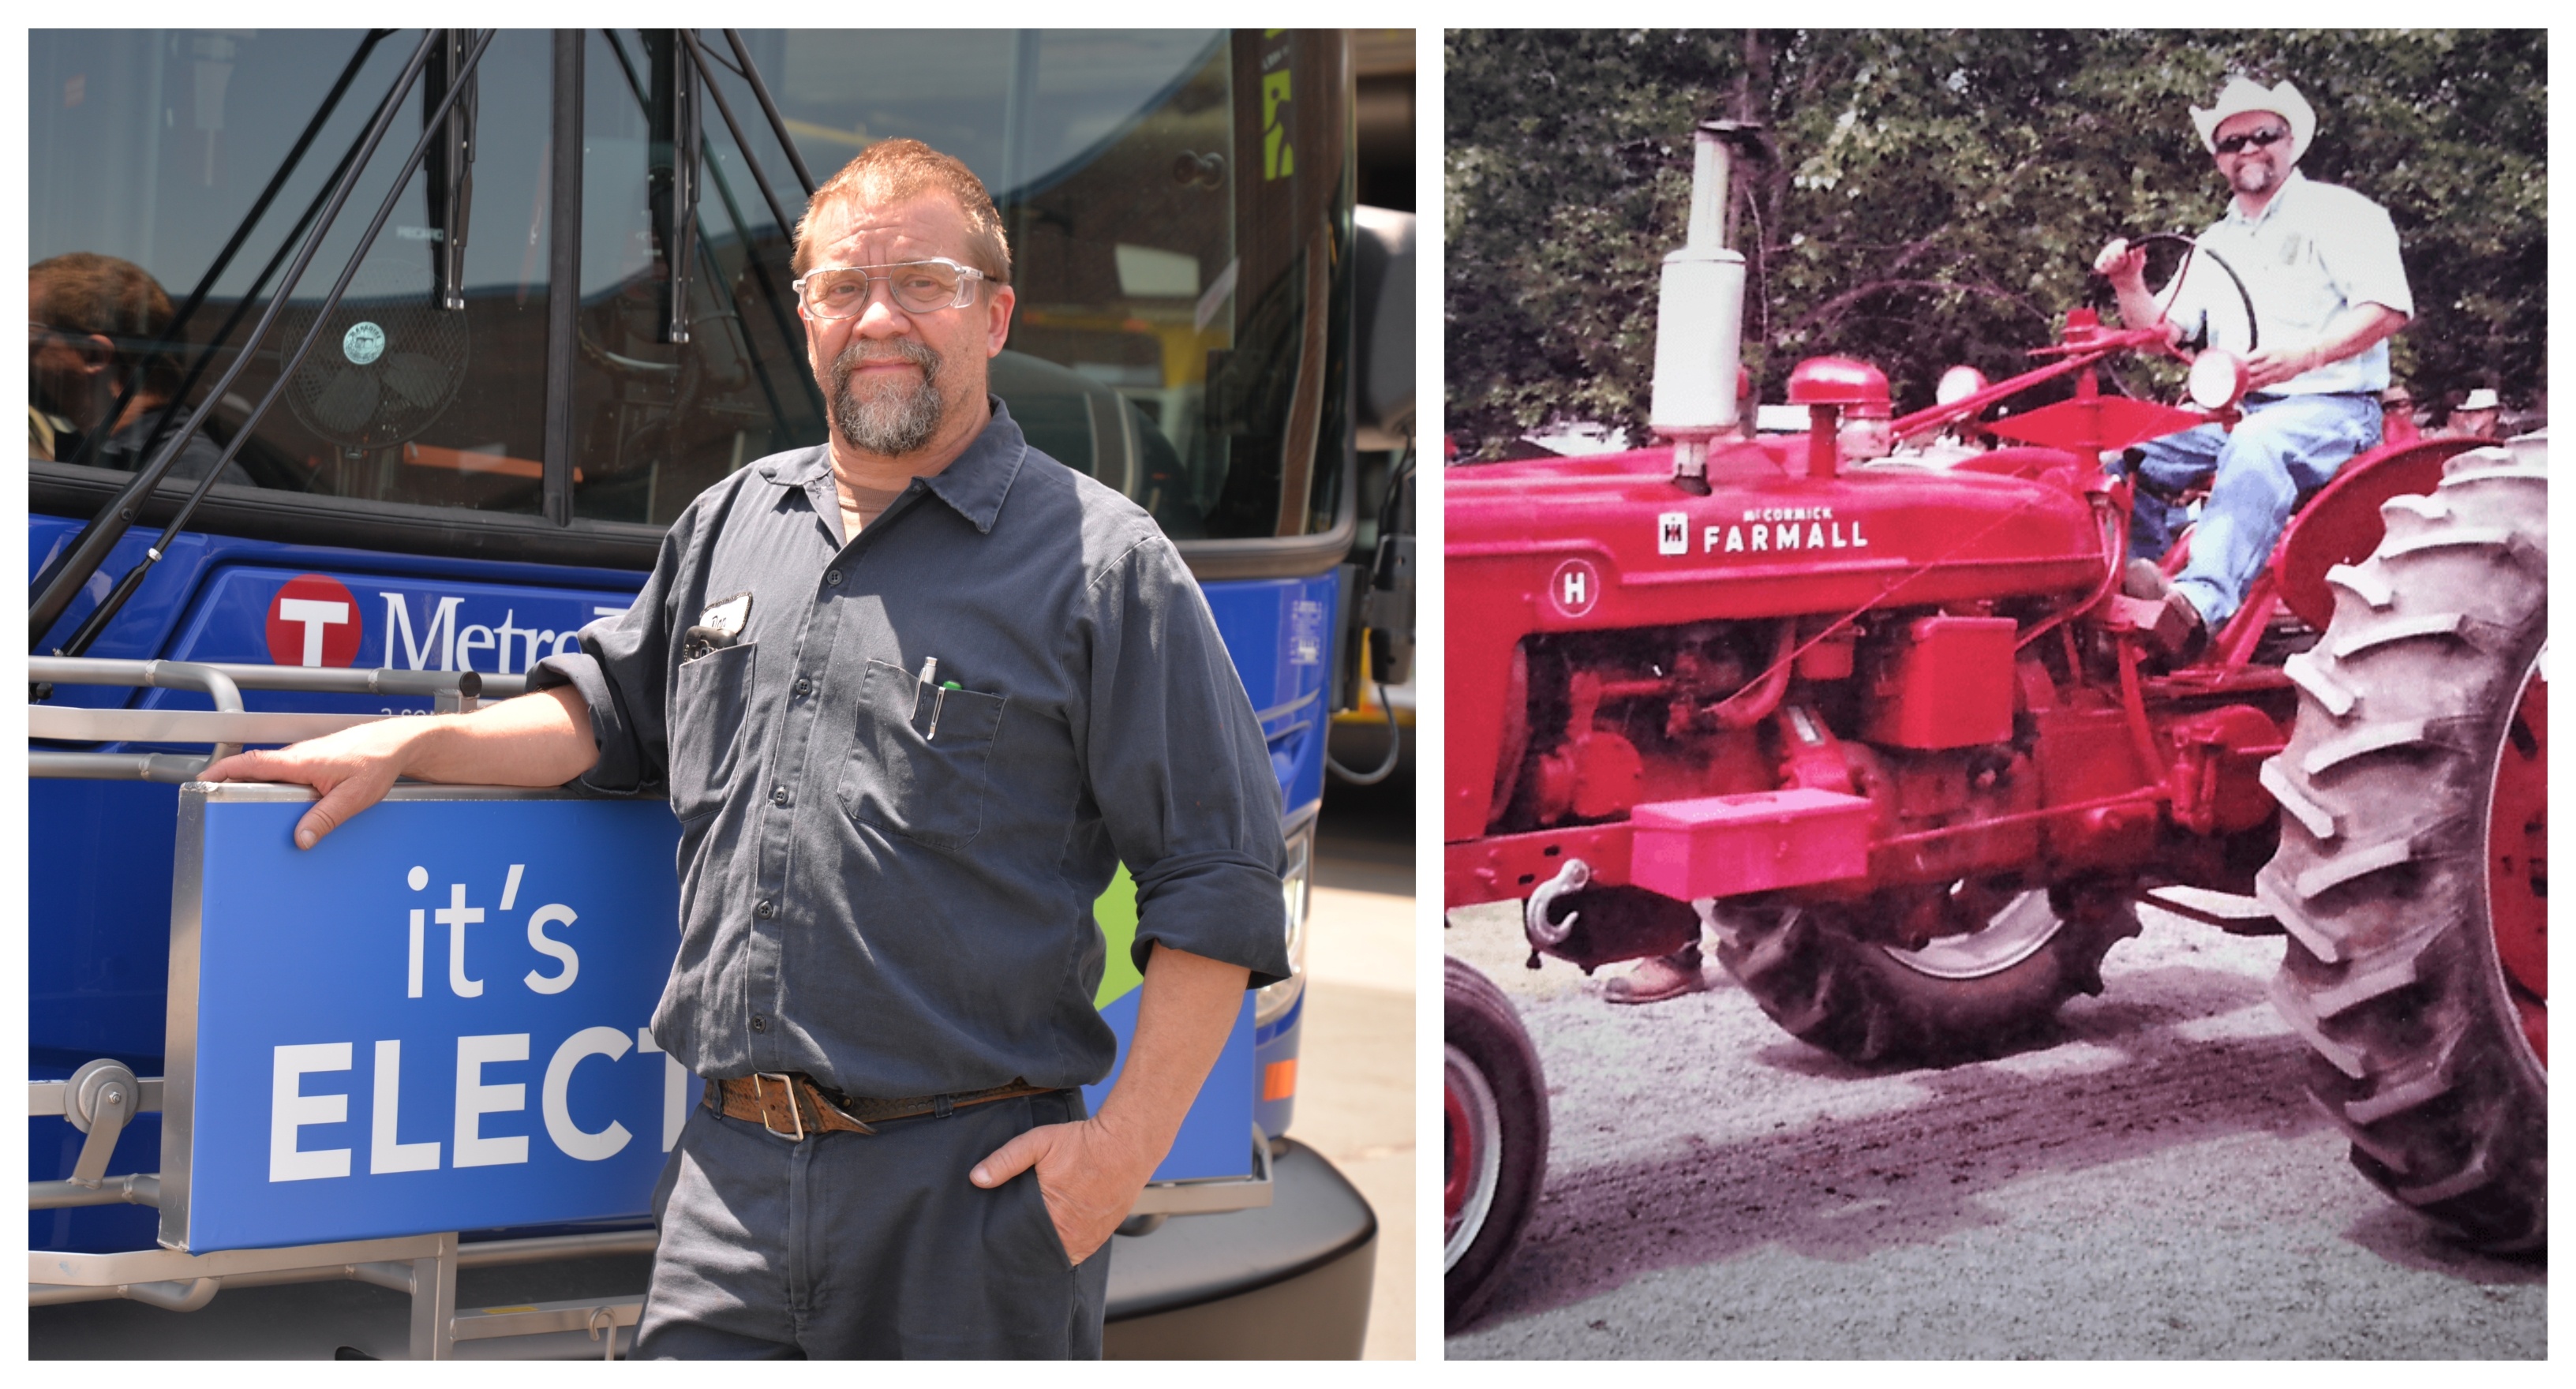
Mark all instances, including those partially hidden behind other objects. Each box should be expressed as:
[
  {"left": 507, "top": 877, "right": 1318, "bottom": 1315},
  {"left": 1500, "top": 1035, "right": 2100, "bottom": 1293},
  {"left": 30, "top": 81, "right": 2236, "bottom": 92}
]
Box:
[{"left": 1443, "top": 899, "right": 2546, "bottom": 1359}]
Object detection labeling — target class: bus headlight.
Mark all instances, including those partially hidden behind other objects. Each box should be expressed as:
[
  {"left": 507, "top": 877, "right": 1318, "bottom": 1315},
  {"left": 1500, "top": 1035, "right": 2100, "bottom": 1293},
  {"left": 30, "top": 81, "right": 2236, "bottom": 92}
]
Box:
[{"left": 1253, "top": 821, "right": 1314, "bottom": 1027}]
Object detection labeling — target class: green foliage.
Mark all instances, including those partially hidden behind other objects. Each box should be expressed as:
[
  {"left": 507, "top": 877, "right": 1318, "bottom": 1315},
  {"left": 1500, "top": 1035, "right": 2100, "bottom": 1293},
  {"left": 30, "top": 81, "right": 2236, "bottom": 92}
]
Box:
[{"left": 1446, "top": 29, "right": 2546, "bottom": 457}]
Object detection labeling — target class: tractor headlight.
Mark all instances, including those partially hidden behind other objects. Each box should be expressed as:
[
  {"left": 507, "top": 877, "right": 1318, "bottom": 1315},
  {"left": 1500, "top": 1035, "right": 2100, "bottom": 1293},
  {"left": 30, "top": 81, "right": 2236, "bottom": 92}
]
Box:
[
  {"left": 1253, "top": 819, "right": 1314, "bottom": 1027},
  {"left": 2188, "top": 350, "right": 2248, "bottom": 412},
  {"left": 1935, "top": 365, "right": 1988, "bottom": 406}
]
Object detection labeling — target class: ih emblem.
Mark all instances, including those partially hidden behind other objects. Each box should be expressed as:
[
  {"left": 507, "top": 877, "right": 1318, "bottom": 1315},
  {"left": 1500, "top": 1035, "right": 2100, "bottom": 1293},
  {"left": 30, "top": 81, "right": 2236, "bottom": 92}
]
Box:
[
  {"left": 1657, "top": 511, "right": 1688, "bottom": 556},
  {"left": 1549, "top": 558, "right": 1601, "bottom": 618}
]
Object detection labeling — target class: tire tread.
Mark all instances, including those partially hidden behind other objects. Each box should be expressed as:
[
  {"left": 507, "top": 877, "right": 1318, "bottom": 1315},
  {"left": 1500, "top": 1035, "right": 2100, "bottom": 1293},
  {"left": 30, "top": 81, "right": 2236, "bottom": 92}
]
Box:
[
  {"left": 1715, "top": 890, "right": 2139, "bottom": 1068},
  {"left": 2266, "top": 450, "right": 2547, "bottom": 1252},
  {"left": 1444, "top": 957, "right": 1551, "bottom": 1327}
]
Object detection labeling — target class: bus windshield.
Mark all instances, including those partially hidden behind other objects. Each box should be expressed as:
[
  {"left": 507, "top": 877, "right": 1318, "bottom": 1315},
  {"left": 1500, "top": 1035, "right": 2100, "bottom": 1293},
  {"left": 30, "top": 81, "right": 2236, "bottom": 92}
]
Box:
[{"left": 28, "top": 28, "right": 1349, "bottom": 552}]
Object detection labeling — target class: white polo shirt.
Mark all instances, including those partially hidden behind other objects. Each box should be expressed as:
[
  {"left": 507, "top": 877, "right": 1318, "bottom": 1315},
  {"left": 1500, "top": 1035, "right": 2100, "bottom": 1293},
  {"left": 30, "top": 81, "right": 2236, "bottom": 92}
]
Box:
[{"left": 2159, "top": 169, "right": 2413, "bottom": 395}]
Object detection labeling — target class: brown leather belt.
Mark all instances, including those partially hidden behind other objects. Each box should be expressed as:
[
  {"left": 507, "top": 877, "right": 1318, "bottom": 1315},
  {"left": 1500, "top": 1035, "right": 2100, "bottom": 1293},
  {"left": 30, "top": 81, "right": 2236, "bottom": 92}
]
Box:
[{"left": 702, "top": 1072, "right": 1055, "bottom": 1142}]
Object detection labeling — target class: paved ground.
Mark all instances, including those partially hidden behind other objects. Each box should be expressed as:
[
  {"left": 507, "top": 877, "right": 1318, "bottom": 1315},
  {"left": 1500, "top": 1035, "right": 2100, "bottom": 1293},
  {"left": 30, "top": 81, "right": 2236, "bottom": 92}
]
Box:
[
  {"left": 1443, "top": 899, "right": 2546, "bottom": 1359},
  {"left": 1301, "top": 766, "right": 1418, "bottom": 1360}
]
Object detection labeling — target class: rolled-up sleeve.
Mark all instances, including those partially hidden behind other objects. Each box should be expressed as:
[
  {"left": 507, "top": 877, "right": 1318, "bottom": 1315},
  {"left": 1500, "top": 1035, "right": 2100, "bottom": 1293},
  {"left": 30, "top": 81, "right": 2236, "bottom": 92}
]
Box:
[
  {"left": 1079, "top": 534, "right": 1292, "bottom": 989},
  {"left": 530, "top": 522, "right": 684, "bottom": 796}
]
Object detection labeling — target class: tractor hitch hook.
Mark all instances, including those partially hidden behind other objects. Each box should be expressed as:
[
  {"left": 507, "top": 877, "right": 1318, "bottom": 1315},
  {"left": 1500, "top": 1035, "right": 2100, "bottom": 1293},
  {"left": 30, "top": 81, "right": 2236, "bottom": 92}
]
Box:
[{"left": 1524, "top": 858, "right": 1593, "bottom": 953}]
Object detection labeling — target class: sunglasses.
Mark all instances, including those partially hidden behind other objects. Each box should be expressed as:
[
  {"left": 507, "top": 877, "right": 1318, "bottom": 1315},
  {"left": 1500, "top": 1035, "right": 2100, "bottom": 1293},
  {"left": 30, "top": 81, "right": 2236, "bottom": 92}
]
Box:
[{"left": 2215, "top": 127, "right": 2289, "bottom": 156}]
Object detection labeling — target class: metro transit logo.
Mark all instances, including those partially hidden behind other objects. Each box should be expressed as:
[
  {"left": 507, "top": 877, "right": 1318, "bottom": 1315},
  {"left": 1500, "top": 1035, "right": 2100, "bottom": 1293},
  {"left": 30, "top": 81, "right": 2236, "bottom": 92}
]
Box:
[
  {"left": 266, "top": 574, "right": 363, "bottom": 668},
  {"left": 262, "top": 572, "right": 631, "bottom": 675}
]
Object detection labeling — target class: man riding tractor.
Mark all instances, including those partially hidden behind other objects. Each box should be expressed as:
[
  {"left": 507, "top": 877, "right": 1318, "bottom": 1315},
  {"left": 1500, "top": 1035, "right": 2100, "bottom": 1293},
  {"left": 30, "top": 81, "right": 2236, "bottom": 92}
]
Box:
[{"left": 2098, "top": 76, "right": 2411, "bottom": 662}]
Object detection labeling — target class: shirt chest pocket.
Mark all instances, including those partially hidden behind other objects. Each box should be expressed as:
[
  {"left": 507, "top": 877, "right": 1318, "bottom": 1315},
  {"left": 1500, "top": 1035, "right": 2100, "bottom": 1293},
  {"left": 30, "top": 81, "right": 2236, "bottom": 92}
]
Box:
[
  {"left": 668, "top": 642, "right": 757, "bottom": 822},
  {"left": 838, "top": 658, "right": 1008, "bottom": 849}
]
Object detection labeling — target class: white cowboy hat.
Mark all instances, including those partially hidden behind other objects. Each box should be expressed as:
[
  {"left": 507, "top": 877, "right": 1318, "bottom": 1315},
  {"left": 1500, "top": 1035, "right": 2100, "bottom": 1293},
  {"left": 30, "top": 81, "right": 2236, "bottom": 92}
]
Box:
[
  {"left": 2191, "top": 77, "right": 2316, "bottom": 164},
  {"left": 2459, "top": 388, "right": 2501, "bottom": 411}
]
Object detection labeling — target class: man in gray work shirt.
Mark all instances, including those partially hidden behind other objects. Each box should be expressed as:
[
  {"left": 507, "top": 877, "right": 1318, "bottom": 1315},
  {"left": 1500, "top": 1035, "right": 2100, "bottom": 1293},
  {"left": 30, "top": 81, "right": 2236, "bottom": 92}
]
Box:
[{"left": 208, "top": 138, "right": 1291, "bottom": 1357}]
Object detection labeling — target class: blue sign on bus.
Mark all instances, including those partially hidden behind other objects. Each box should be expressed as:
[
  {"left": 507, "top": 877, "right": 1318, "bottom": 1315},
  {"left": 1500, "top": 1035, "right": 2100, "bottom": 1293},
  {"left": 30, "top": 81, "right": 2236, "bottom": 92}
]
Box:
[
  {"left": 165, "top": 784, "right": 1256, "bottom": 1253},
  {"left": 169, "top": 790, "right": 687, "bottom": 1252}
]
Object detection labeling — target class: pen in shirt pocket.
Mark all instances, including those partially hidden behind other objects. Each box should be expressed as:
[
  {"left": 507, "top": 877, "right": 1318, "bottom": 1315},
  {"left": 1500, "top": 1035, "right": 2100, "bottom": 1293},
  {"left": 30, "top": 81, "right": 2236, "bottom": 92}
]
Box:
[{"left": 906, "top": 657, "right": 969, "bottom": 741}]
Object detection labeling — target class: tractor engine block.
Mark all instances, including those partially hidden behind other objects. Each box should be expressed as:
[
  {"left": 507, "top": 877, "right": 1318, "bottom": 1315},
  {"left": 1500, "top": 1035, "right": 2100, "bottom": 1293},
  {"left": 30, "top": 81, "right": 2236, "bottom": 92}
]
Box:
[
  {"left": 1484, "top": 603, "right": 2292, "bottom": 934},
  {"left": 1497, "top": 609, "right": 2037, "bottom": 848}
]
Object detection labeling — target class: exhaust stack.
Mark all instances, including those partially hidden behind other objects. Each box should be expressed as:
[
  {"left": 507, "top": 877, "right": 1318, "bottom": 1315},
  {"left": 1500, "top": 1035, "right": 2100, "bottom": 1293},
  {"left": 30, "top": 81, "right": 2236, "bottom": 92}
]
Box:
[{"left": 1650, "top": 122, "right": 1756, "bottom": 494}]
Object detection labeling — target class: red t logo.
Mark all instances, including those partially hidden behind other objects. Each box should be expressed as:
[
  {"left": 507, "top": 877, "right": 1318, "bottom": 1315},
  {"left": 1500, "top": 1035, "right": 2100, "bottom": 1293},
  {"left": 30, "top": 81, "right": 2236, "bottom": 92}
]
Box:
[{"left": 266, "top": 574, "right": 363, "bottom": 668}]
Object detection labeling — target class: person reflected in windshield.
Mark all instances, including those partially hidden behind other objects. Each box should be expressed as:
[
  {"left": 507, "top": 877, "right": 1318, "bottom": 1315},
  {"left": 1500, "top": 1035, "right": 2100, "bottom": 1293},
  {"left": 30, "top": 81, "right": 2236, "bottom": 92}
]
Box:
[{"left": 29, "top": 252, "right": 253, "bottom": 487}]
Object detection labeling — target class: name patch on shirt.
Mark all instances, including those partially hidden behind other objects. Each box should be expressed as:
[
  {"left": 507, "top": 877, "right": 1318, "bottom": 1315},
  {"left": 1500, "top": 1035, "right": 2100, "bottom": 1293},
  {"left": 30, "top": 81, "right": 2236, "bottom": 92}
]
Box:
[{"left": 682, "top": 591, "right": 753, "bottom": 663}]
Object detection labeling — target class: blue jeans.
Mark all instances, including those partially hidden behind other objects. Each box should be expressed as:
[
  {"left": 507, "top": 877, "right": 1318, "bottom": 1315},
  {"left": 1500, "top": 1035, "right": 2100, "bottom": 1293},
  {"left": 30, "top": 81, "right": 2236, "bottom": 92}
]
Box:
[{"left": 2120, "top": 393, "right": 2382, "bottom": 627}]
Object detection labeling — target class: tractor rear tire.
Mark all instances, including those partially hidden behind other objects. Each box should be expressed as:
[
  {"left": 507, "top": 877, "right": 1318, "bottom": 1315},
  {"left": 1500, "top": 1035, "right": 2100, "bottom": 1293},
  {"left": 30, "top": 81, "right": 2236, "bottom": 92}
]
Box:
[
  {"left": 1713, "top": 885, "right": 2140, "bottom": 1067},
  {"left": 1444, "top": 957, "right": 1549, "bottom": 1328},
  {"left": 2261, "top": 446, "right": 2546, "bottom": 1252}
]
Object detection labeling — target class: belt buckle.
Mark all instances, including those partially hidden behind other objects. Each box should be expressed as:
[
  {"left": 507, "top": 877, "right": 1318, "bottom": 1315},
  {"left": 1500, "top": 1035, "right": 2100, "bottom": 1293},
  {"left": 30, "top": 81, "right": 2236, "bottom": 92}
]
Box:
[{"left": 753, "top": 1073, "right": 805, "bottom": 1142}]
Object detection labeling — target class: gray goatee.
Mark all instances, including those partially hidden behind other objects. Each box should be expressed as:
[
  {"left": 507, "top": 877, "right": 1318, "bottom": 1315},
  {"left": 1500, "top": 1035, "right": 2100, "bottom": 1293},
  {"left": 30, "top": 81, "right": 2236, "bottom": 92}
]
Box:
[{"left": 830, "top": 338, "right": 945, "bottom": 455}]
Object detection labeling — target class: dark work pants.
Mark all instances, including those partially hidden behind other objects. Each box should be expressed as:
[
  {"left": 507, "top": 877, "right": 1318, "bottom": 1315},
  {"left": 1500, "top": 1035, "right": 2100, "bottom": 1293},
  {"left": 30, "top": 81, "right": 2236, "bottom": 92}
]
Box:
[{"left": 635, "top": 1089, "right": 1110, "bottom": 1358}]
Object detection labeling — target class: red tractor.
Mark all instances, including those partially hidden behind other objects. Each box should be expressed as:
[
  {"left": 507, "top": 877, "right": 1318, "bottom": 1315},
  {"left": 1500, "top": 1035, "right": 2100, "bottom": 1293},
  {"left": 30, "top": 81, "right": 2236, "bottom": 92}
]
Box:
[{"left": 1443, "top": 122, "right": 2544, "bottom": 1326}]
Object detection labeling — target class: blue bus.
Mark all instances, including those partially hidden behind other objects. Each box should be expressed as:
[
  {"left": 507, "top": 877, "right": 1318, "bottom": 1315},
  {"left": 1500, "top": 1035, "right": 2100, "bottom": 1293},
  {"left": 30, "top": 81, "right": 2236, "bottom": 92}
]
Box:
[{"left": 29, "top": 28, "right": 1413, "bottom": 1357}]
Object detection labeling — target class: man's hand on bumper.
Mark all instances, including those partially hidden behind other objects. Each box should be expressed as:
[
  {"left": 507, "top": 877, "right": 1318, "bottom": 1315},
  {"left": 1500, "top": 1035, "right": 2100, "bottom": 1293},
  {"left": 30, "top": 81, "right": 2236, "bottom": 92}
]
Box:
[
  {"left": 970, "top": 1114, "right": 1159, "bottom": 1265},
  {"left": 203, "top": 717, "right": 425, "bottom": 849},
  {"left": 200, "top": 685, "right": 597, "bottom": 850}
]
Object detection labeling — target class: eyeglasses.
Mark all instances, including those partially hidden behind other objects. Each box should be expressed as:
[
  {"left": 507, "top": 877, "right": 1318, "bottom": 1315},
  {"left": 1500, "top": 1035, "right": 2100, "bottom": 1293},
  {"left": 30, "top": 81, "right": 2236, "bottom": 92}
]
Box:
[
  {"left": 2214, "top": 127, "right": 2289, "bottom": 156},
  {"left": 792, "top": 259, "right": 987, "bottom": 319}
]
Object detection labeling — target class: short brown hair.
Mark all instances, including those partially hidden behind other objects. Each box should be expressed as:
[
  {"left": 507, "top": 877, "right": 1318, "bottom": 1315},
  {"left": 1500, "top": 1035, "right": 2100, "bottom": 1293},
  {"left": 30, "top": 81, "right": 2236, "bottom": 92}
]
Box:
[
  {"left": 791, "top": 138, "right": 1012, "bottom": 285},
  {"left": 30, "top": 252, "right": 182, "bottom": 395}
]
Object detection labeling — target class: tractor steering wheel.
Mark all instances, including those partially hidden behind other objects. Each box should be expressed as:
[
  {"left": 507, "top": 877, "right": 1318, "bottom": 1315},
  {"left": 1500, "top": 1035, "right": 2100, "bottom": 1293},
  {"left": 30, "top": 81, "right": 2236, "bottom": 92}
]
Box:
[{"left": 2095, "top": 232, "right": 2259, "bottom": 357}]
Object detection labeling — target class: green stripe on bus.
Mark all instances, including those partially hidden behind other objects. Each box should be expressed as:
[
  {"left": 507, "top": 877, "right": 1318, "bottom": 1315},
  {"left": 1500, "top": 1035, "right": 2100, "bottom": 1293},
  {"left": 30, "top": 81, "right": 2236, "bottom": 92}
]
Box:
[{"left": 1093, "top": 864, "right": 1143, "bottom": 1009}]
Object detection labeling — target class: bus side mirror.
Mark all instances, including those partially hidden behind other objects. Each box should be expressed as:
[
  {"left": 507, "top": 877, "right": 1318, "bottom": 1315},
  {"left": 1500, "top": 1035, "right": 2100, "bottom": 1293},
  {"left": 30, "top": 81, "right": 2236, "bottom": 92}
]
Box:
[{"left": 1362, "top": 461, "right": 1414, "bottom": 687}]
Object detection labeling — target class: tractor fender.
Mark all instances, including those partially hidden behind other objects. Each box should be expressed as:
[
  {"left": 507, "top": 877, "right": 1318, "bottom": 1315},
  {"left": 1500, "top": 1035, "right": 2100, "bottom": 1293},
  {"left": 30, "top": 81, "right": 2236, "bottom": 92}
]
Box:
[{"left": 2273, "top": 437, "right": 2484, "bottom": 630}]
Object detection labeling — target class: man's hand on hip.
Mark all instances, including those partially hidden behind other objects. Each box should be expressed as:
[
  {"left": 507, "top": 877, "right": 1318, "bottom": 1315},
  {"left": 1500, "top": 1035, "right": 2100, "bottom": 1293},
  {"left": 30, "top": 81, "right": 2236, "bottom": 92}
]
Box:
[
  {"left": 968, "top": 943, "right": 1252, "bottom": 1265},
  {"left": 970, "top": 1113, "right": 1162, "bottom": 1265}
]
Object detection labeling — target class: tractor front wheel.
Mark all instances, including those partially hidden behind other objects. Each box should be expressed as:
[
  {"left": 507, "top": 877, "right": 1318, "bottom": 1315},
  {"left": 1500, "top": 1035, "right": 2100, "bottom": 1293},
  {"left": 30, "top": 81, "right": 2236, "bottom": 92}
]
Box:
[
  {"left": 1443, "top": 957, "right": 1549, "bottom": 1328},
  {"left": 1714, "top": 882, "right": 2140, "bottom": 1067},
  {"left": 2263, "top": 445, "right": 2546, "bottom": 1252}
]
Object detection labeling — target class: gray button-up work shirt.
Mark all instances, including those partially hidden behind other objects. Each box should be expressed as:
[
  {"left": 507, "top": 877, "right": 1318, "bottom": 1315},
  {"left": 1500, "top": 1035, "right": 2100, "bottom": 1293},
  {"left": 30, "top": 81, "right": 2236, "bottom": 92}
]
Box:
[{"left": 533, "top": 401, "right": 1290, "bottom": 1099}]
